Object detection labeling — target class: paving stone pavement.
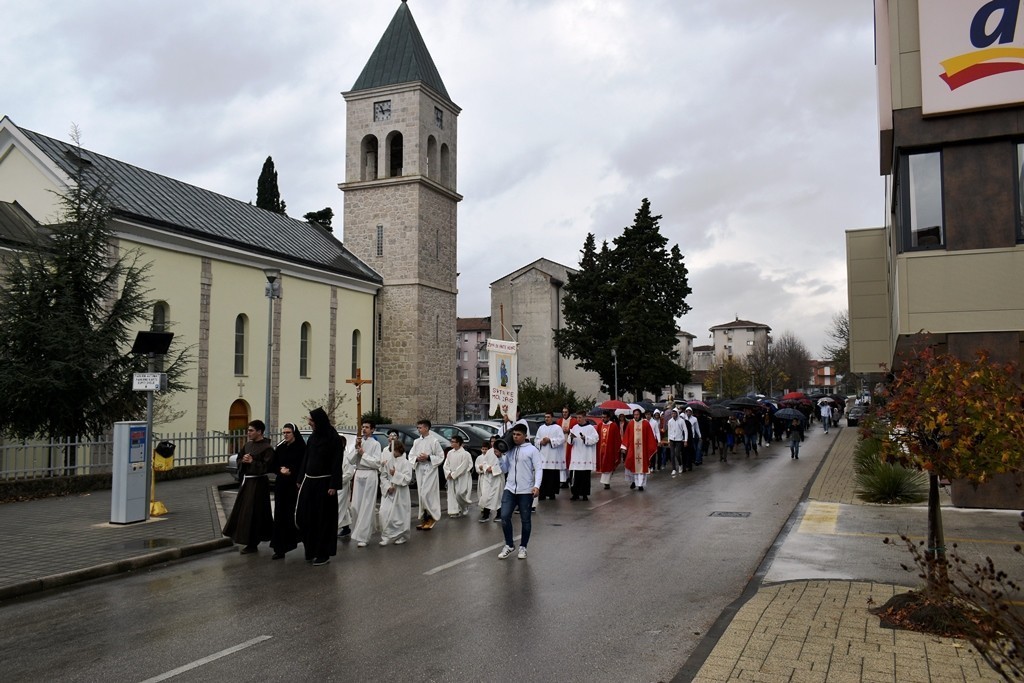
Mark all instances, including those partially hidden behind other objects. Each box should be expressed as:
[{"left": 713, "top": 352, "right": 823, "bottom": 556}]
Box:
[{"left": 686, "top": 425, "right": 1006, "bottom": 683}]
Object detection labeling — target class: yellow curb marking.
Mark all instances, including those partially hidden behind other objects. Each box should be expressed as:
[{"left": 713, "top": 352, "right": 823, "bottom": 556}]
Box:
[{"left": 797, "top": 501, "right": 839, "bottom": 535}]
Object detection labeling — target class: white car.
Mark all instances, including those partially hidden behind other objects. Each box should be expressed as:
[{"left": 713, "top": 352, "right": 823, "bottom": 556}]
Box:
[{"left": 455, "top": 420, "right": 503, "bottom": 437}]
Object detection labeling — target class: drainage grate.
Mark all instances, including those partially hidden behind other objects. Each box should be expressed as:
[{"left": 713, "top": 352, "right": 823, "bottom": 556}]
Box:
[{"left": 709, "top": 511, "right": 751, "bottom": 518}]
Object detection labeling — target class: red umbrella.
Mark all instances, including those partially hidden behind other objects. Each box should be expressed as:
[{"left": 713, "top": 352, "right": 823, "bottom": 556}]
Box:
[
  {"left": 781, "top": 391, "right": 806, "bottom": 400},
  {"left": 597, "top": 399, "right": 630, "bottom": 411}
]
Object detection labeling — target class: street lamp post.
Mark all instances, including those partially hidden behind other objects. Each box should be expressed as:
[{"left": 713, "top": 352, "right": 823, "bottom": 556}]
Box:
[
  {"left": 263, "top": 268, "right": 281, "bottom": 431},
  {"left": 611, "top": 347, "right": 618, "bottom": 399},
  {"left": 512, "top": 323, "right": 522, "bottom": 342}
]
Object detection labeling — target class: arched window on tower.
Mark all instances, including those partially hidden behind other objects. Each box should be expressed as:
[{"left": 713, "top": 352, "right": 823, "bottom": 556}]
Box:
[
  {"left": 152, "top": 301, "right": 169, "bottom": 371},
  {"left": 440, "top": 143, "right": 451, "bottom": 187},
  {"left": 387, "top": 132, "right": 403, "bottom": 178},
  {"left": 361, "top": 135, "right": 379, "bottom": 181},
  {"left": 427, "top": 135, "right": 438, "bottom": 181},
  {"left": 299, "top": 322, "right": 311, "bottom": 378},
  {"left": 234, "top": 314, "right": 248, "bottom": 376},
  {"left": 351, "top": 329, "right": 361, "bottom": 378}
]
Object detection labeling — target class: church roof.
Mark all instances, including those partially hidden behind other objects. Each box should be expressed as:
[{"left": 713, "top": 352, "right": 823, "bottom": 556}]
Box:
[
  {"left": 351, "top": 1, "right": 450, "bottom": 101},
  {"left": 18, "top": 126, "right": 382, "bottom": 285},
  {"left": 0, "top": 200, "right": 47, "bottom": 250}
]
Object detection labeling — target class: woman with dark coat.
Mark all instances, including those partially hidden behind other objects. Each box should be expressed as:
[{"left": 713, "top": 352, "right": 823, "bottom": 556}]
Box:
[
  {"left": 269, "top": 423, "right": 305, "bottom": 560},
  {"left": 295, "top": 407, "right": 345, "bottom": 566}
]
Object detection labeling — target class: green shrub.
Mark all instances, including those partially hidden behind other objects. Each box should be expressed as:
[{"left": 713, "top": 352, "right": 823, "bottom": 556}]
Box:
[
  {"left": 855, "top": 459, "right": 928, "bottom": 504},
  {"left": 853, "top": 435, "right": 882, "bottom": 474}
]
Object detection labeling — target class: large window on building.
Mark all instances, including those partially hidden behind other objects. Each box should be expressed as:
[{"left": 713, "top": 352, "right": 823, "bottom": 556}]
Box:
[
  {"left": 299, "top": 322, "right": 311, "bottom": 378},
  {"left": 1017, "top": 143, "right": 1024, "bottom": 242},
  {"left": 234, "top": 314, "right": 248, "bottom": 376},
  {"left": 351, "top": 329, "right": 361, "bottom": 378},
  {"left": 898, "top": 151, "right": 944, "bottom": 250}
]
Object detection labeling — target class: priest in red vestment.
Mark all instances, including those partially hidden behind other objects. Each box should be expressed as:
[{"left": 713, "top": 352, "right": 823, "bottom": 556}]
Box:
[
  {"left": 595, "top": 411, "right": 621, "bottom": 490},
  {"left": 620, "top": 408, "right": 658, "bottom": 491}
]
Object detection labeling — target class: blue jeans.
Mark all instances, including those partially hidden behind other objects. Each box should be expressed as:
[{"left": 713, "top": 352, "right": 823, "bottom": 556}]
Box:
[
  {"left": 500, "top": 490, "right": 534, "bottom": 548},
  {"left": 693, "top": 438, "right": 703, "bottom": 464}
]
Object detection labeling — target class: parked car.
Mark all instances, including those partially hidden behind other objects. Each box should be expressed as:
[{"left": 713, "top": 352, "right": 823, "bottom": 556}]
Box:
[
  {"left": 456, "top": 419, "right": 503, "bottom": 436},
  {"left": 226, "top": 428, "right": 374, "bottom": 481},
  {"left": 433, "top": 423, "right": 491, "bottom": 462},
  {"left": 846, "top": 405, "right": 866, "bottom": 427}
]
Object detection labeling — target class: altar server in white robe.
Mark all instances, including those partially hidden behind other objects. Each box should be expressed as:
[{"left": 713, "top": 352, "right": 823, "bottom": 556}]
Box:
[
  {"left": 443, "top": 435, "right": 474, "bottom": 517},
  {"left": 348, "top": 421, "right": 383, "bottom": 547},
  {"left": 568, "top": 409, "right": 599, "bottom": 501},
  {"left": 337, "top": 440, "right": 356, "bottom": 538},
  {"left": 412, "top": 419, "right": 446, "bottom": 530},
  {"left": 535, "top": 412, "right": 566, "bottom": 500},
  {"left": 378, "top": 437, "right": 413, "bottom": 545},
  {"left": 475, "top": 436, "right": 504, "bottom": 522}
]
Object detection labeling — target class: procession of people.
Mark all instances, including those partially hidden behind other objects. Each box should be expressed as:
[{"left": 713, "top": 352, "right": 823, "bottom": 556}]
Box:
[{"left": 225, "top": 397, "right": 836, "bottom": 563}]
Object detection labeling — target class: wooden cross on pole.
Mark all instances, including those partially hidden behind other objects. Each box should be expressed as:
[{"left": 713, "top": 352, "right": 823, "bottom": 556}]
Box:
[{"left": 346, "top": 368, "right": 373, "bottom": 425}]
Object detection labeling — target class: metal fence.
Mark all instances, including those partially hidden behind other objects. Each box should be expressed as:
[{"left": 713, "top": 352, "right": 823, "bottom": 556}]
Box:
[{"left": 0, "top": 431, "right": 244, "bottom": 481}]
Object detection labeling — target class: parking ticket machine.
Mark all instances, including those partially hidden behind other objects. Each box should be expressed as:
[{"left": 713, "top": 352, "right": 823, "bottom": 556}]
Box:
[{"left": 111, "top": 421, "right": 150, "bottom": 524}]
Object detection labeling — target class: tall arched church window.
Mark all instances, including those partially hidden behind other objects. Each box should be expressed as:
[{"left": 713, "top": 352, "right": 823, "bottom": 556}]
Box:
[
  {"left": 152, "top": 301, "right": 169, "bottom": 371},
  {"left": 351, "top": 329, "right": 361, "bottom": 378},
  {"left": 361, "top": 135, "right": 379, "bottom": 181},
  {"left": 440, "top": 143, "right": 451, "bottom": 187},
  {"left": 300, "top": 322, "right": 311, "bottom": 378},
  {"left": 234, "top": 314, "right": 248, "bottom": 376},
  {"left": 387, "top": 132, "right": 403, "bottom": 178},
  {"left": 427, "top": 135, "right": 438, "bottom": 181}
]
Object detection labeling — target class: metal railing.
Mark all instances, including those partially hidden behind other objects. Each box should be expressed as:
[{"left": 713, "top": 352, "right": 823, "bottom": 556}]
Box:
[{"left": 0, "top": 431, "right": 244, "bottom": 481}]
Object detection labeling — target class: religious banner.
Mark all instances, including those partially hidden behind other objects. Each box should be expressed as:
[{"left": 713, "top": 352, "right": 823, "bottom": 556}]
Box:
[{"left": 486, "top": 338, "right": 518, "bottom": 418}]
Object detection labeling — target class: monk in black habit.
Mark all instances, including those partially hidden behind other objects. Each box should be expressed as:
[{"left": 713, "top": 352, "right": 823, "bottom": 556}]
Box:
[
  {"left": 295, "top": 407, "right": 345, "bottom": 565},
  {"left": 223, "top": 419, "right": 275, "bottom": 553}
]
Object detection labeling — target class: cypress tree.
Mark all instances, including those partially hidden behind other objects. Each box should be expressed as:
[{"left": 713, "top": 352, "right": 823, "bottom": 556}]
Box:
[{"left": 256, "top": 156, "right": 286, "bottom": 214}]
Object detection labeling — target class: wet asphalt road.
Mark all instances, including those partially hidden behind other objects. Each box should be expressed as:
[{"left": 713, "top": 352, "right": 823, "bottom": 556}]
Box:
[{"left": 2, "top": 440, "right": 828, "bottom": 683}]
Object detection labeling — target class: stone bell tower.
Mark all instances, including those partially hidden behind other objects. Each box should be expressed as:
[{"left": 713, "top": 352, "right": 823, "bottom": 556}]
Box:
[{"left": 340, "top": 0, "right": 461, "bottom": 423}]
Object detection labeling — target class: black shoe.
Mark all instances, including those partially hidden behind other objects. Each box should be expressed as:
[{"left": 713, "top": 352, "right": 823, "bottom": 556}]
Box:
[
  {"left": 603, "top": 484, "right": 611, "bottom": 490},
  {"left": 240, "top": 546, "right": 258, "bottom": 555},
  {"left": 312, "top": 557, "right": 330, "bottom": 566},
  {"left": 638, "top": 486, "right": 644, "bottom": 492},
  {"left": 272, "top": 552, "right": 285, "bottom": 560},
  {"left": 581, "top": 496, "right": 588, "bottom": 501},
  {"left": 630, "top": 482, "right": 636, "bottom": 490},
  {"left": 570, "top": 495, "right": 579, "bottom": 501},
  {"left": 337, "top": 525, "right": 351, "bottom": 538},
  {"left": 559, "top": 482, "right": 569, "bottom": 489}
]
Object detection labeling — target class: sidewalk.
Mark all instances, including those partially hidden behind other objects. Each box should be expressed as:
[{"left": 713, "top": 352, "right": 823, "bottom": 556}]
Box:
[
  {"left": 681, "top": 425, "right": 1005, "bottom": 683},
  {"left": 0, "top": 474, "right": 231, "bottom": 601}
]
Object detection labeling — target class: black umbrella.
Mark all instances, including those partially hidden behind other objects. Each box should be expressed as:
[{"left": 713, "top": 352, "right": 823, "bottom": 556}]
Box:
[
  {"left": 774, "top": 407, "right": 806, "bottom": 423},
  {"left": 728, "top": 396, "right": 760, "bottom": 410},
  {"left": 709, "top": 405, "right": 732, "bottom": 419},
  {"left": 685, "top": 401, "right": 712, "bottom": 416}
]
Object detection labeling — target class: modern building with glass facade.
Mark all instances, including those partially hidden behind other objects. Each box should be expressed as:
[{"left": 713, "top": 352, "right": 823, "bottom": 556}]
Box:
[{"left": 848, "top": 0, "right": 1024, "bottom": 378}]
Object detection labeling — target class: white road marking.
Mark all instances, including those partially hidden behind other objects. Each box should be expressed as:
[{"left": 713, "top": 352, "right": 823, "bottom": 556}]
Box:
[
  {"left": 139, "top": 635, "right": 272, "bottom": 682},
  {"left": 588, "top": 493, "right": 631, "bottom": 509},
  {"left": 423, "top": 536, "right": 521, "bottom": 575}
]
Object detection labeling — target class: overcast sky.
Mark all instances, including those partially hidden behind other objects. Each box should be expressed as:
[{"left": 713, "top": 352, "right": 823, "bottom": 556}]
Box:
[{"left": 3, "top": 0, "right": 883, "bottom": 357}]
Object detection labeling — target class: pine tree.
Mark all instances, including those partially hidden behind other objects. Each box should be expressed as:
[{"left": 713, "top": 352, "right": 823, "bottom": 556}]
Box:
[
  {"left": 256, "top": 156, "right": 286, "bottom": 214},
  {"left": 555, "top": 199, "right": 691, "bottom": 397},
  {"left": 303, "top": 207, "right": 333, "bottom": 230}
]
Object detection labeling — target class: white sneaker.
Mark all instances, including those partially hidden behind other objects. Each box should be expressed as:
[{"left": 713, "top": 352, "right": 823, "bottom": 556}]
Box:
[
  {"left": 517, "top": 546, "right": 528, "bottom": 560},
  {"left": 356, "top": 541, "right": 367, "bottom": 548},
  {"left": 671, "top": 469, "right": 677, "bottom": 476},
  {"left": 498, "top": 545, "right": 515, "bottom": 560},
  {"left": 378, "top": 540, "right": 388, "bottom": 546},
  {"left": 394, "top": 538, "right": 407, "bottom": 545}
]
